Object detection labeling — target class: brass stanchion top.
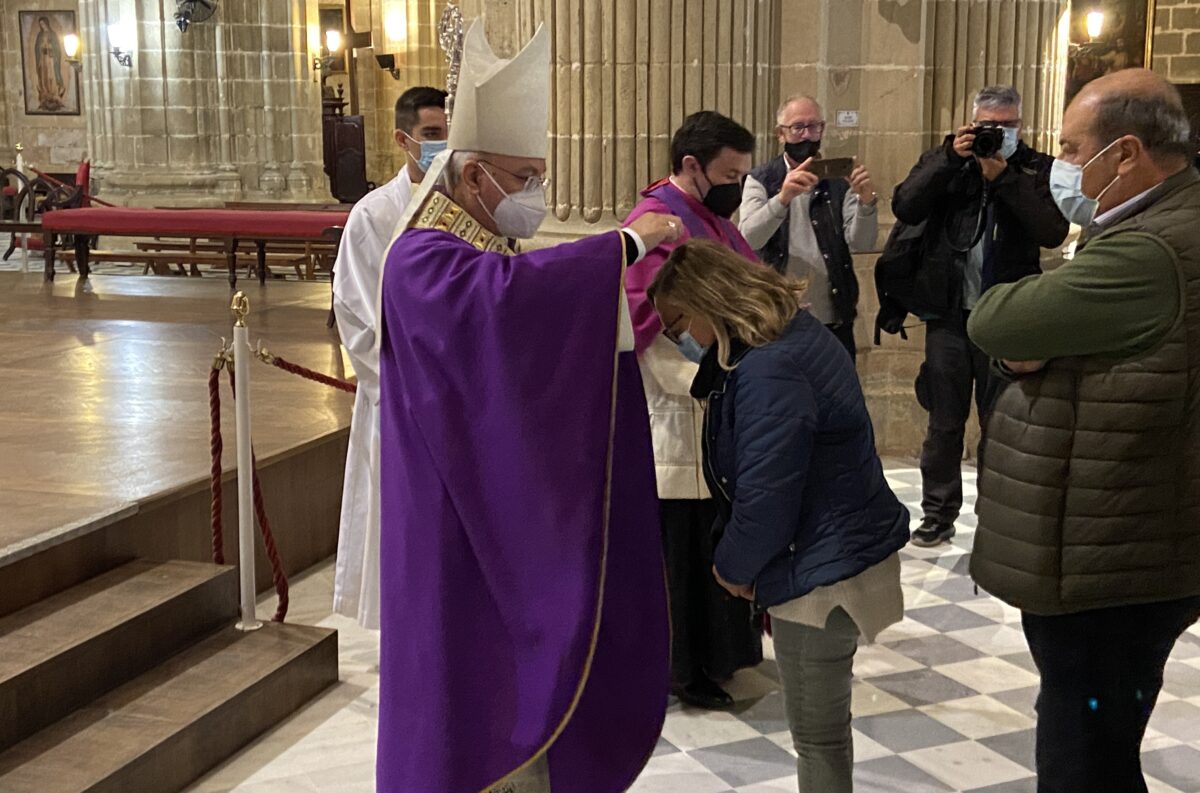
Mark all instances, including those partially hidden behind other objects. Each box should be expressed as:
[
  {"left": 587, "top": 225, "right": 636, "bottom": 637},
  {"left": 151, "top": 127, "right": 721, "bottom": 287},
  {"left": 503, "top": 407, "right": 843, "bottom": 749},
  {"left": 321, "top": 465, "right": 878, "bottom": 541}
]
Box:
[{"left": 230, "top": 291, "right": 249, "bottom": 327}]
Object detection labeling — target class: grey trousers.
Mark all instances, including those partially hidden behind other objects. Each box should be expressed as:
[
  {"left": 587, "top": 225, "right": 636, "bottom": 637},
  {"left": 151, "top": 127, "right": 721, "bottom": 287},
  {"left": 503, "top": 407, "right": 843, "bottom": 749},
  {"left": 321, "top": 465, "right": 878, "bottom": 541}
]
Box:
[
  {"left": 488, "top": 755, "right": 551, "bottom": 793},
  {"left": 772, "top": 607, "right": 861, "bottom": 793}
]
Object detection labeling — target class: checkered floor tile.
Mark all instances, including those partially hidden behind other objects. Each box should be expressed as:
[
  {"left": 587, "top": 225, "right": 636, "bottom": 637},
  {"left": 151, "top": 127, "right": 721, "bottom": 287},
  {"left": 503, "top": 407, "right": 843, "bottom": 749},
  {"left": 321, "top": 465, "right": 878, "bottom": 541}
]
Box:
[{"left": 629, "top": 465, "right": 1200, "bottom": 793}]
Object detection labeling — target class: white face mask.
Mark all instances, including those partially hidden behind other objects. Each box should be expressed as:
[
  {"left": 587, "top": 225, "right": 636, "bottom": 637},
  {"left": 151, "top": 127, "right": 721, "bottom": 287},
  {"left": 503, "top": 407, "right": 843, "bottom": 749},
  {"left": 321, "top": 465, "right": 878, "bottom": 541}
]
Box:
[
  {"left": 479, "top": 165, "right": 548, "bottom": 239},
  {"left": 1049, "top": 138, "right": 1122, "bottom": 227}
]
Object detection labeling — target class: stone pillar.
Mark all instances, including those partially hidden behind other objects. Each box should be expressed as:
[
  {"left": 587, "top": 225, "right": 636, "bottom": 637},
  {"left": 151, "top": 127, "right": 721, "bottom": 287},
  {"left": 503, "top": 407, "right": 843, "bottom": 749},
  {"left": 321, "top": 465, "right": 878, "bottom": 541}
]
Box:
[
  {"left": 360, "top": 0, "right": 448, "bottom": 185},
  {"left": 793, "top": 0, "right": 1067, "bottom": 459},
  {"left": 76, "top": 0, "right": 328, "bottom": 204},
  {"left": 474, "top": 0, "right": 780, "bottom": 235}
]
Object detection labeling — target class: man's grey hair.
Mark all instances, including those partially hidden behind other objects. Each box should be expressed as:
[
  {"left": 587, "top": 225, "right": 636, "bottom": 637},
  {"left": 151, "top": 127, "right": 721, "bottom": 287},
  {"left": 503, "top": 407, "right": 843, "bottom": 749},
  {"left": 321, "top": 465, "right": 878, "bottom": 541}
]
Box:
[
  {"left": 776, "top": 94, "right": 823, "bottom": 125},
  {"left": 1092, "top": 89, "right": 1192, "bottom": 165},
  {"left": 974, "top": 86, "right": 1022, "bottom": 114},
  {"left": 443, "top": 150, "right": 481, "bottom": 191}
]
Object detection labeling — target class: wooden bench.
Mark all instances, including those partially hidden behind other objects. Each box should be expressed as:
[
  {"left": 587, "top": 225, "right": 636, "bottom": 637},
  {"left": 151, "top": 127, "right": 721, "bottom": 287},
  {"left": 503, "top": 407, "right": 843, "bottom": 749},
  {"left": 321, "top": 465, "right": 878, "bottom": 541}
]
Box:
[
  {"left": 57, "top": 248, "right": 312, "bottom": 279},
  {"left": 132, "top": 239, "right": 337, "bottom": 279},
  {"left": 40, "top": 208, "right": 349, "bottom": 287}
]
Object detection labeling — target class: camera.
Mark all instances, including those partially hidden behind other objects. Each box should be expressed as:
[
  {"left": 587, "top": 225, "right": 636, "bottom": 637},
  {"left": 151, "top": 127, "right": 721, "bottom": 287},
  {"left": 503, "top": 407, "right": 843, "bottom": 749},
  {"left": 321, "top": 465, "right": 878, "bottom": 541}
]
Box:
[{"left": 971, "top": 121, "right": 1006, "bottom": 159}]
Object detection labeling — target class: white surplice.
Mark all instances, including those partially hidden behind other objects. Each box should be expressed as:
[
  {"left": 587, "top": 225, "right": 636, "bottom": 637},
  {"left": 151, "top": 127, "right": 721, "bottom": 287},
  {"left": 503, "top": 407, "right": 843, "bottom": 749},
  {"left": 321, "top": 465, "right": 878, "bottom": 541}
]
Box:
[{"left": 332, "top": 167, "right": 414, "bottom": 630}]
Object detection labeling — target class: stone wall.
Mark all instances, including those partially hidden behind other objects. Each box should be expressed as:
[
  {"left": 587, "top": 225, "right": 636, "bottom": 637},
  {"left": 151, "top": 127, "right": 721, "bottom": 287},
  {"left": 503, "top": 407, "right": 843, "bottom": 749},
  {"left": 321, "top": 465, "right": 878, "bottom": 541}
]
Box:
[
  {"left": 0, "top": 0, "right": 88, "bottom": 171},
  {"left": 68, "top": 0, "right": 328, "bottom": 204},
  {"left": 1153, "top": 0, "right": 1200, "bottom": 83}
]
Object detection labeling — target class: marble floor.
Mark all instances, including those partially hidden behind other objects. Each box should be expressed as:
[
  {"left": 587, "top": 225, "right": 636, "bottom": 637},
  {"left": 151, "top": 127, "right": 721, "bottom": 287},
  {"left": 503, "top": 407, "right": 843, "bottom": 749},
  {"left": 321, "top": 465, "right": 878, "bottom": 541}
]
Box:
[{"left": 185, "top": 465, "right": 1200, "bottom": 793}]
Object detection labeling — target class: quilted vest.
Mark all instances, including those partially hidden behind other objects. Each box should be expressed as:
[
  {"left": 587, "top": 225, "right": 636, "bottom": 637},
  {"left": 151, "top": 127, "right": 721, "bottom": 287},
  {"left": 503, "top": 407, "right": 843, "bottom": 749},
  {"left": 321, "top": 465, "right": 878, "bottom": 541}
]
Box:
[{"left": 971, "top": 168, "right": 1200, "bottom": 616}]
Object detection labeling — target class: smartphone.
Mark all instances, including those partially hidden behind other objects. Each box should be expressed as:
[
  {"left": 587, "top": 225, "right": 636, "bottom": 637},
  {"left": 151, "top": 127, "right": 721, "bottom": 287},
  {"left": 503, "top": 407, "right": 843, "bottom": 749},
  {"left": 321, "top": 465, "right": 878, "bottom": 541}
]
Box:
[{"left": 808, "top": 157, "right": 855, "bottom": 180}]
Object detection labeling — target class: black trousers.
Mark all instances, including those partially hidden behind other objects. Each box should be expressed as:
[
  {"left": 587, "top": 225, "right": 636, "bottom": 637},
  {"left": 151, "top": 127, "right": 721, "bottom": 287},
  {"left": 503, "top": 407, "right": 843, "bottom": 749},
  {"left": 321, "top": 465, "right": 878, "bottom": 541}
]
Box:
[
  {"left": 827, "top": 322, "right": 856, "bottom": 362},
  {"left": 917, "top": 312, "right": 996, "bottom": 523},
  {"left": 660, "top": 499, "right": 762, "bottom": 687},
  {"left": 1022, "top": 597, "right": 1200, "bottom": 793}
]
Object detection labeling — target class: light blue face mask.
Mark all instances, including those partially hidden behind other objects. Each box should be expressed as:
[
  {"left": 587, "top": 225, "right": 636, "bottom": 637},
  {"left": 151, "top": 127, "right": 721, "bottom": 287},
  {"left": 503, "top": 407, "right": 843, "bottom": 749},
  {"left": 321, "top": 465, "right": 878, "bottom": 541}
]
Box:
[
  {"left": 405, "top": 135, "right": 448, "bottom": 173},
  {"left": 677, "top": 331, "right": 710, "bottom": 364},
  {"left": 1000, "top": 126, "right": 1019, "bottom": 160}
]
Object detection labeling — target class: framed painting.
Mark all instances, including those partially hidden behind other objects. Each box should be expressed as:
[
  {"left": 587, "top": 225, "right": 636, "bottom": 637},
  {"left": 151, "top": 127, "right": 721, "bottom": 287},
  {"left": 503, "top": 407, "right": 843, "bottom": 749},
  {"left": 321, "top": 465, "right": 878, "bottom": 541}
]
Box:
[
  {"left": 18, "top": 10, "right": 80, "bottom": 116},
  {"left": 1066, "top": 0, "right": 1157, "bottom": 105}
]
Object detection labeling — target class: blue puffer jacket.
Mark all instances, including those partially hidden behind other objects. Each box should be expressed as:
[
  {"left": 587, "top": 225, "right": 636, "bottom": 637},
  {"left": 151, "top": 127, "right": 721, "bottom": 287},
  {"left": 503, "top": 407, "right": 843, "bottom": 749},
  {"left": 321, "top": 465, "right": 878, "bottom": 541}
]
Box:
[{"left": 691, "top": 311, "right": 909, "bottom": 609}]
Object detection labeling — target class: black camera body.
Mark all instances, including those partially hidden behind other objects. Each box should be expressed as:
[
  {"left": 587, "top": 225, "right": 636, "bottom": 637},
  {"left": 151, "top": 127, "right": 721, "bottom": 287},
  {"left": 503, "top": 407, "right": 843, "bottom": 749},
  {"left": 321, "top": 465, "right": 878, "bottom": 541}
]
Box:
[{"left": 971, "top": 121, "right": 1006, "bottom": 159}]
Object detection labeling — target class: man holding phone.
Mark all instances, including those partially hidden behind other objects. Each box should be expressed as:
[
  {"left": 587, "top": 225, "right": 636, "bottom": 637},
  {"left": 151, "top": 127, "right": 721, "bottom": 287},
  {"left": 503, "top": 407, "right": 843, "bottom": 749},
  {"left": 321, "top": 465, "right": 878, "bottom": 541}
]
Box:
[{"left": 739, "top": 94, "right": 879, "bottom": 358}]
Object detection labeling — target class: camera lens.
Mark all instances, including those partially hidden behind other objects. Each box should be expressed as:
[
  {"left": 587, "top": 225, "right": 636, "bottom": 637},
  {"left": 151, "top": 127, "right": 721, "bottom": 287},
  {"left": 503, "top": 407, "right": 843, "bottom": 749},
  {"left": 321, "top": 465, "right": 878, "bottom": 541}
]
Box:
[{"left": 971, "top": 124, "right": 1004, "bottom": 159}]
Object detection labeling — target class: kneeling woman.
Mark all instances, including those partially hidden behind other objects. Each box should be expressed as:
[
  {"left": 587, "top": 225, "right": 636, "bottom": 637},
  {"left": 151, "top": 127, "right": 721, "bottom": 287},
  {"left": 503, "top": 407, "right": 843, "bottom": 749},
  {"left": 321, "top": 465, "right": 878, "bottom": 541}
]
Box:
[{"left": 649, "top": 239, "right": 909, "bottom": 792}]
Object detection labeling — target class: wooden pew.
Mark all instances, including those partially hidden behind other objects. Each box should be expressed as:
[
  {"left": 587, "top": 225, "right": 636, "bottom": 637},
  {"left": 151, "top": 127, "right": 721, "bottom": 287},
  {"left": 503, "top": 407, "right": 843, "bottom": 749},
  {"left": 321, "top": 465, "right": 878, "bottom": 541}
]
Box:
[{"left": 40, "top": 207, "right": 349, "bottom": 286}]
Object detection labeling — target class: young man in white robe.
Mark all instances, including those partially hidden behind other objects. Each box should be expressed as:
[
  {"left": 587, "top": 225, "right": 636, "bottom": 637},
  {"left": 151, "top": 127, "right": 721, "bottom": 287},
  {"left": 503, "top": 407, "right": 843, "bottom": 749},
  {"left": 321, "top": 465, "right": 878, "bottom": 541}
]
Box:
[{"left": 332, "top": 86, "right": 449, "bottom": 629}]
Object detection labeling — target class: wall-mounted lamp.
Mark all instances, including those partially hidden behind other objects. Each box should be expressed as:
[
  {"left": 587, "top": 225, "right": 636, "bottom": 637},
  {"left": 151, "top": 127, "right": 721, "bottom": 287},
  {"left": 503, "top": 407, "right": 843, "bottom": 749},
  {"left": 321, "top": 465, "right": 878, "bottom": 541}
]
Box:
[
  {"left": 63, "top": 33, "right": 82, "bottom": 72},
  {"left": 312, "top": 28, "right": 344, "bottom": 82},
  {"left": 375, "top": 53, "right": 402, "bottom": 80},
  {"left": 107, "top": 24, "right": 133, "bottom": 68},
  {"left": 1086, "top": 10, "right": 1105, "bottom": 41}
]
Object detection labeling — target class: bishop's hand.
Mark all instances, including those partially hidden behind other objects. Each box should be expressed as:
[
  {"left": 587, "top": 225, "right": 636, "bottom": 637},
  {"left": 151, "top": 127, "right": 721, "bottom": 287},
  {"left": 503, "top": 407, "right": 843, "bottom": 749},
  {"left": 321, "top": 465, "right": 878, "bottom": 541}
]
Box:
[{"left": 626, "top": 212, "right": 683, "bottom": 251}]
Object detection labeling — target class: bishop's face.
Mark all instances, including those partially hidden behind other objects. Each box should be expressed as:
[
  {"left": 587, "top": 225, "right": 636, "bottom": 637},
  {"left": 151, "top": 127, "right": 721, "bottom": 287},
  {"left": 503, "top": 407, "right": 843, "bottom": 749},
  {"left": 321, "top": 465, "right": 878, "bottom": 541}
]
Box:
[{"left": 463, "top": 153, "right": 549, "bottom": 238}]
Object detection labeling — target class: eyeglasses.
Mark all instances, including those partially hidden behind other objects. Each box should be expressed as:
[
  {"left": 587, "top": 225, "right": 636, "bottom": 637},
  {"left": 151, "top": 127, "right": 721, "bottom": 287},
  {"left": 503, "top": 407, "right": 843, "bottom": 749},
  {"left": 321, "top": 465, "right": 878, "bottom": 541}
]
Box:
[
  {"left": 780, "top": 121, "right": 826, "bottom": 137},
  {"left": 478, "top": 160, "right": 550, "bottom": 192},
  {"left": 662, "top": 313, "right": 686, "bottom": 344}
]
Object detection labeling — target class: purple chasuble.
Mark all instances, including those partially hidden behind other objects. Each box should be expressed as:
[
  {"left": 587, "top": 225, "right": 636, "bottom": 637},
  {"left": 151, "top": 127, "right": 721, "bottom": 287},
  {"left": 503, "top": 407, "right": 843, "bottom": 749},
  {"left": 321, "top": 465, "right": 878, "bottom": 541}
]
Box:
[{"left": 376, "top": 227, "right": 669, "bottom": 792}]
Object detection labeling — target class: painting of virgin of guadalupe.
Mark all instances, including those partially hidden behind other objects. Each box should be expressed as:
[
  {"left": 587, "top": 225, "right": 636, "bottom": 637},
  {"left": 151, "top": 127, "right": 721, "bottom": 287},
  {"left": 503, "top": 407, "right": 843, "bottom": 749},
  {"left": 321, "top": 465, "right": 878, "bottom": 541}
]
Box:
[{"left": 19, "top": 11, "right": 80, "bottom": 116}]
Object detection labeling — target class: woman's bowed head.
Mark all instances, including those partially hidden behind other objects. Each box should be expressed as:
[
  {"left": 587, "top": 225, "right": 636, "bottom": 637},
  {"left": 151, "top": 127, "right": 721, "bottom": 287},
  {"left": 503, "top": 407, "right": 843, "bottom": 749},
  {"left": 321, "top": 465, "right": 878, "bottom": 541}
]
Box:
[{"left": 647, "top": 238, "right": 808, "bottom": 371}]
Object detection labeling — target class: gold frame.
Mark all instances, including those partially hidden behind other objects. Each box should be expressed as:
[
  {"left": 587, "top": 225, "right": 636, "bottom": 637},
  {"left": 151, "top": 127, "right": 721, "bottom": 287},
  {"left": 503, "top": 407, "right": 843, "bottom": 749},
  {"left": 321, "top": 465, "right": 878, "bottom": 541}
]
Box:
[{"left": 1066, "top": 0, "right": 1159, "bottom": 107}]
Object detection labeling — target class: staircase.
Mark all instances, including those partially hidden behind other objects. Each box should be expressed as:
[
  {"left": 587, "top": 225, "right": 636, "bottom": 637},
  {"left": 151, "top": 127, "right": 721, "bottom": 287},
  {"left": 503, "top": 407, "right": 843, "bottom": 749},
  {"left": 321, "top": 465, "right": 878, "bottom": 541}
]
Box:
[{"left": 0, "top": 559, "right": 338, "bottom": 793}]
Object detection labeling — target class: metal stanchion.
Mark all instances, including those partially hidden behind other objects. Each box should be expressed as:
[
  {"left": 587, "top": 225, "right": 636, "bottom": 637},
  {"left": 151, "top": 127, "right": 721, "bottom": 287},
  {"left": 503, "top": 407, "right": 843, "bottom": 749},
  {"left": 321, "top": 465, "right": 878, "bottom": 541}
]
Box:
[
  {"left": 231, "top": 291, "right": 262, "bottom": 632},
  {"left": 15, "top": 145, "right": 29, "bottom": 273}
]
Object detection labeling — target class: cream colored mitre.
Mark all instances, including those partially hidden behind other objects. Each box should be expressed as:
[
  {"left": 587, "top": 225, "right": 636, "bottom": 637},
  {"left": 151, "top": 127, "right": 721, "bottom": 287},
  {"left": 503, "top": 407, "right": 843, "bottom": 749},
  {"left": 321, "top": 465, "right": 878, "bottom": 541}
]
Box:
[{"left": 447, "top": 19, "right": 550, "bottom": 159}]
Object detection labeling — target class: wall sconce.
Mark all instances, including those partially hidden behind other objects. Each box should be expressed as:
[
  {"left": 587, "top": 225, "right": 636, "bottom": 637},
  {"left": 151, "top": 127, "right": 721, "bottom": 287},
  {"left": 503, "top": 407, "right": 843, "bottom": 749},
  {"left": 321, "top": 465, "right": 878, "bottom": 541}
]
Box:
[
  {"left": 312, "top": 28, "right": 343, "bottom": 82},
  {"left": 1086, "top": 10, "right": 1105, "bottom": 41},
  {"left": 375, "top": 53, "right": 402, "bottom": 80},
  {"left": 107, "top": 24, "right": 133, "bottom": 68},
  {"left": 63, "top": 33, "right": 82, "bottom": 72}
]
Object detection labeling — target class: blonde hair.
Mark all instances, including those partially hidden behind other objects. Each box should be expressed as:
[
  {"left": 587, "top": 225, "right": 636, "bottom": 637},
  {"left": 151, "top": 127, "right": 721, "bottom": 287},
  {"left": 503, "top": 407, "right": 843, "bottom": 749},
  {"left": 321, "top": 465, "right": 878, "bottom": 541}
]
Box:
[{"left": 648, "top": 239, "right": 807, "bottom": 369}]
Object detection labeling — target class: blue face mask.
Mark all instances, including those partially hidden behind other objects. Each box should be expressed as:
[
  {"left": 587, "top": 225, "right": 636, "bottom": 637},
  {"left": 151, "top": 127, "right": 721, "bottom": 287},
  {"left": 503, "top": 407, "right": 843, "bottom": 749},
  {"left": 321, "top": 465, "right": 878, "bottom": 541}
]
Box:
[
  {"left": 1000, "top": 126, "right": 1019, "bottom": 160},
  {"left": 677, "top": 331, "right": 710, "bottom": 364},
  {"left": 406, "top": 135, "right": 448, "bottom": 173}
]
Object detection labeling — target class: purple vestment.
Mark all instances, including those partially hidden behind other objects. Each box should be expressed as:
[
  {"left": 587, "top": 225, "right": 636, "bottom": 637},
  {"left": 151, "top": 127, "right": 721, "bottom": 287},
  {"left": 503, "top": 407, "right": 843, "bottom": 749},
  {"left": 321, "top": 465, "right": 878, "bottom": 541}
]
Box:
[{"left": 376, "top": 227, "right": 669, "bottom": 792}]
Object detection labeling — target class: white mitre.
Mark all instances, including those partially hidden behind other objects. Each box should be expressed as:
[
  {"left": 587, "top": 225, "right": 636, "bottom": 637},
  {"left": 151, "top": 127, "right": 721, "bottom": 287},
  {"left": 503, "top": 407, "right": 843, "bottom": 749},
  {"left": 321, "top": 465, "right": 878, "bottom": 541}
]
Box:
[{"left": 448, "top": 19, "right": 550, "bottom": 158}]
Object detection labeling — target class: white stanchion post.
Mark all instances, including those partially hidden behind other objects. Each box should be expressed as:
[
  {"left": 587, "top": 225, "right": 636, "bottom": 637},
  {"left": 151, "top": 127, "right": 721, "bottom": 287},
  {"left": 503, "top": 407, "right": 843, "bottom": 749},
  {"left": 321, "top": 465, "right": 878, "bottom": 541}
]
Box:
[
  {"left": 15, "top": 145, "right": 29, "bottom": 273},
  {"left": 231, "top": 292, "right": 262, "bottom": 632}
]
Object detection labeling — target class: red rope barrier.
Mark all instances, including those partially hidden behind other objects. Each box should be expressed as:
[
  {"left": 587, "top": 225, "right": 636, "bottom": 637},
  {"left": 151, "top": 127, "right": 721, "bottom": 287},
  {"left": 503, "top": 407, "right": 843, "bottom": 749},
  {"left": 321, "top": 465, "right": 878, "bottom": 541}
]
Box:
[
  {"left": 258, "top": 349, "right": 357, "bottom": 393},
  {"left": 208, "top": 364, "right": 226, "bottom": 565},
  {"left": 206, "top": 341, "right": 354, "bottom": 622},
  {"left": 226, "top": 367, "right": 289, "bottom": 623}
]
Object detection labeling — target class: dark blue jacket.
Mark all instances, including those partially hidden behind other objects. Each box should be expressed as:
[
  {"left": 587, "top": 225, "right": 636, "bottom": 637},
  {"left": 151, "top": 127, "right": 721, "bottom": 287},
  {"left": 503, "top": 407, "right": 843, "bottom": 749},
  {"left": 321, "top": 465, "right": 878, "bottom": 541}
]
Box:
[{"left": 691, "top": 312, "right": 909, "bottom": 608}]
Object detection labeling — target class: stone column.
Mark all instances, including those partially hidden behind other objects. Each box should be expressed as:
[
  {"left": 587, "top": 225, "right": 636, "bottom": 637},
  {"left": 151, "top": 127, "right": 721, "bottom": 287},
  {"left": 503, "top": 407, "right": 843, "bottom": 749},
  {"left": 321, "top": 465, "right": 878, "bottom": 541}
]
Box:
[
  {"left": 360, "top": 0, "right": 448, "bottom": 185},
  {"left": 790, "top": 0, "right": 1067, "bottom": 459},
  {"left": 476, "top": 0, "right": 780, "bottom": 235},
  {"left": 76, "top": 0, "right": 328, "bottom": 204}
]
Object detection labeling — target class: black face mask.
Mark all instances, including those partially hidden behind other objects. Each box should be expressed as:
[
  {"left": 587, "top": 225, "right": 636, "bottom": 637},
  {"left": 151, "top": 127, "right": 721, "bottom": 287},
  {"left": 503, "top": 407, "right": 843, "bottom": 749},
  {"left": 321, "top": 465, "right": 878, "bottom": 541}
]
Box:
[
  {"left": 699, "top": 169, "right": 743, "bottom": 219},
  {"left": 785, "top": 140, "right": 821, "bottom": 164}
]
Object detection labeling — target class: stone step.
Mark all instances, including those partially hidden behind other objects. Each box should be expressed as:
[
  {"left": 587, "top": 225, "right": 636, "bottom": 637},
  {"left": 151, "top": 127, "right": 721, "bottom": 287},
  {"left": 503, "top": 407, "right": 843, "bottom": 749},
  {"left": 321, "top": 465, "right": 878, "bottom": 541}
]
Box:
[
  {"left": 0, "top": 559, "right": 237, "bottom": 753},
  {"left": 0, "top": 621, "right": 338, "bottom": 793}
]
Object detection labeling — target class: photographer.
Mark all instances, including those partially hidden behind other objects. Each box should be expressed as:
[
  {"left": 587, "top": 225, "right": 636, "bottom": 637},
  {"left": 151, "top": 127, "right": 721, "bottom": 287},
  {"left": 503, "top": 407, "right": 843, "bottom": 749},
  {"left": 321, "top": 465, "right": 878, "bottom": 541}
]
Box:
[
  {"left": 892, "top": 86, "right": 1068, "bottom": 548},
  {"left": 740, "top": 94, "right": 879, "bottom": 359}
]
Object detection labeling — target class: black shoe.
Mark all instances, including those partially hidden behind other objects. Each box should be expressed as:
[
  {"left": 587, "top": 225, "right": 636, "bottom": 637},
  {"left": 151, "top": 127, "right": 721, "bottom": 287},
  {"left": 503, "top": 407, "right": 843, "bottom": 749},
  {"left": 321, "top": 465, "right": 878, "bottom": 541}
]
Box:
[
  {"left": 910, "top": 517, "right": 956, "bottom": 547},
  {"left": 672, "top": 676, "right": 734, "bottom": 710}
]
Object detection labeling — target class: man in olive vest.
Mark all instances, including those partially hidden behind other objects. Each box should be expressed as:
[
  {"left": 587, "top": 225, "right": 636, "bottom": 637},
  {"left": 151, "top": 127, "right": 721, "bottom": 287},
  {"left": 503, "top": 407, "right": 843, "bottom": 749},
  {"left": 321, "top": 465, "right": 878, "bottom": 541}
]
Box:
[{"left": 967, "top": 69, "right": 1200, "bottom": 792}]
